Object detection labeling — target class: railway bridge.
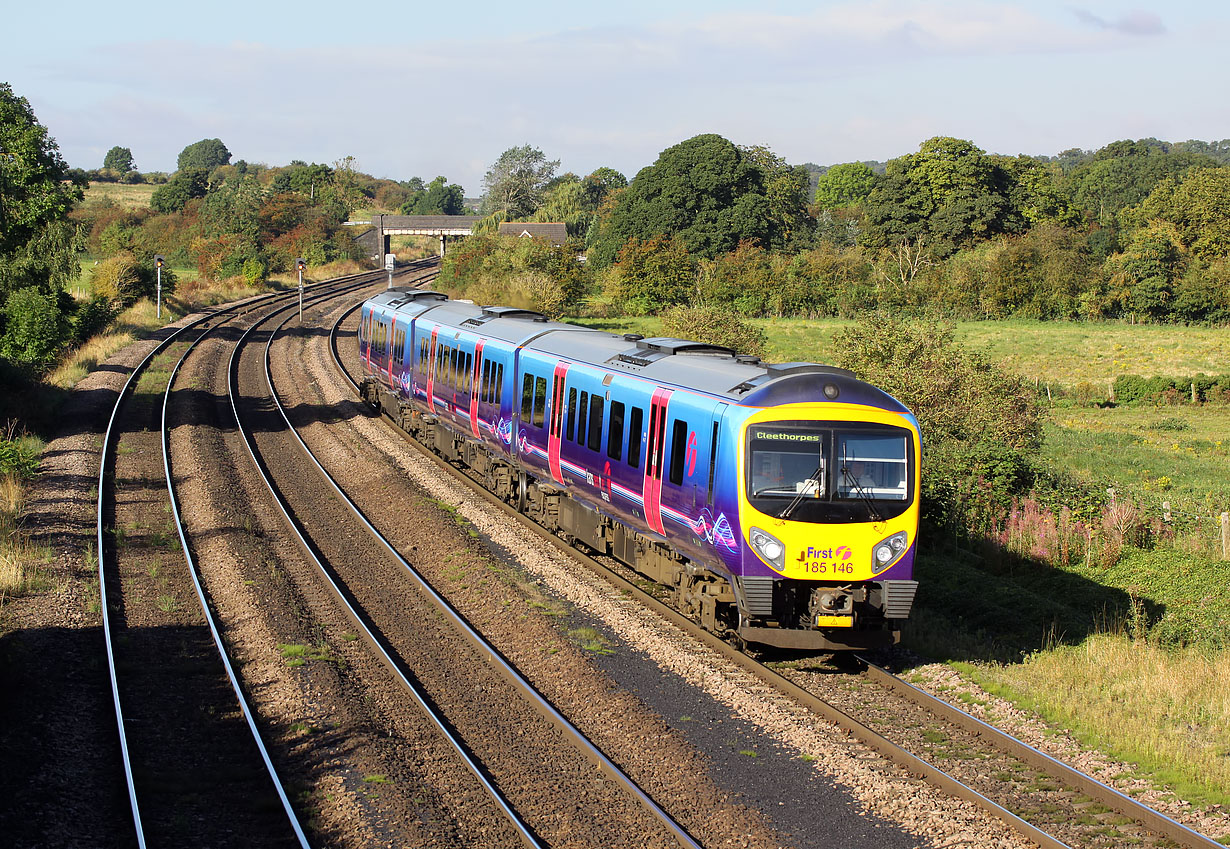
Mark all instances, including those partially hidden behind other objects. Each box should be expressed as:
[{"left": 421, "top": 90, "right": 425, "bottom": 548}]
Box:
[{"left": 370, "top": 213, "right": 483, "bottom": 258}]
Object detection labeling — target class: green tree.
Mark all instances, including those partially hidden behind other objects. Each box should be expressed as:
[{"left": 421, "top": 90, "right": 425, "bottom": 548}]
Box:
[
  {"left": 740, "top": 144, "right": 814, "bottom": 249},
  {"left": 401, "top": 176, "right": 465, "bottom": 215},
  {"left": 813, "top": 162, "right": 877, "bottom": 210},
  {"left": 1133, "top": 167, "right": 1230, "bottom": 259},
  {"left": 590, "top": 134, "right": 770, "bottom": 267},
  {"left": 481, "top": 145, "right": 560, "bottom": 219},
  {"left": 861, "top": 137, "right": 1021, "bottom": 258},
  {"left": 150, "top": 168, "right": 208, "bottom": 213},
  {"left": 176, "top": 138, "right": 231, "bottom": 172},
  {"left": 1064, "top": 139, "right": 1212, "bottom": 227},
  {"left": 0, "top": 82, "right": 83, "bottom": 256},
  {"left": 103, "top": 145, "right": 135, "bottom": 173}
]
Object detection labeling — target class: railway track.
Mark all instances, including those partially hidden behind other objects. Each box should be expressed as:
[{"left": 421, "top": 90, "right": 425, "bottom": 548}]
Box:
[
  {"left": 96, "top": 270, "right": 382, "bottom": 846},
  {"left": 228, "top": 273, "right": 715, "bottom": 848},
  {"left": 325, "top": 301, "right": 1227, "bottom": 849}
]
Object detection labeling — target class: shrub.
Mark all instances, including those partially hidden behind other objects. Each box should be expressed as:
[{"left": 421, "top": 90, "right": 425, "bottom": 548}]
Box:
[
  {"left": 90, "top": 252, "right": 165, "bottom": 306},
  {"left": 241, "top": 257, "right": 266, "bottom": 286},
  {"left": 69, "top": 296, "right": 116, "bottom": 344},
  {"left": 1, "top": 288, "right": 65, "bottom": 373},
  {"left": 832, "top": 316, "right": 1042, "bottom": 534},
  {"left": 605, "top": 235, "right": 695, "bottom": 316},
  {"left": 659, "top": 304, "right": 767, "bottom": 358}
]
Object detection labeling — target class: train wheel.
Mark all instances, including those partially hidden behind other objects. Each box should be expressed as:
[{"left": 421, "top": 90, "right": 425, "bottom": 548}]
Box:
[{"left": 516, "top": 471, "right": 528, "bottom": 513}]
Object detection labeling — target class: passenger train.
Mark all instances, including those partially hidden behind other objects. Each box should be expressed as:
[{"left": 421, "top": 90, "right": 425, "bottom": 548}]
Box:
[{"left": 358, "top": 288, "right": 921, "bottom": 651}]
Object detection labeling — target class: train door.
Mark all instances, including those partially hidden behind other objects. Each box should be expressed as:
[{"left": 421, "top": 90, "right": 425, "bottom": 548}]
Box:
[
  {"left": 425, "top": 325, "right": 439, "bottom": 414},
  {"left": 642, "top": 387, "right": 673, "bottom": 536},
  {"left": 547, "top": 362, "right": 568, "bottom": 484},
  {"left": 468, "top": 339, "right": 485, "bottom": 438}
]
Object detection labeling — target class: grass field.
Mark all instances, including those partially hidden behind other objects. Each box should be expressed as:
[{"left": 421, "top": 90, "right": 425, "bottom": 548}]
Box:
[{"left": 82, "top": 181, "right": 157, "bottom": 209}]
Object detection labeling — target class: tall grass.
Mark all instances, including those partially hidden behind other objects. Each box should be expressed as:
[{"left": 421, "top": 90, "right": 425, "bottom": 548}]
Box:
[
  {"left": 0, "top": 424, "right": 48, "bottom": 605},
  {"left": 966, "top": 635, "right": 1230, "bottom": 807}
]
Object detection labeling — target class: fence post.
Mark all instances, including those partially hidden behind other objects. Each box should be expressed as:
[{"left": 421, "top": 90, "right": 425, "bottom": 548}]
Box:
[
  {"left": 1191, "top": 382, "right": 1198, "bottom": 404},
  {"left": 1163, "top": 501, "right": 1171, "bottom": 523},
  {"left": 1222, "top": 512, "right": 1229, "bottom": 561}
]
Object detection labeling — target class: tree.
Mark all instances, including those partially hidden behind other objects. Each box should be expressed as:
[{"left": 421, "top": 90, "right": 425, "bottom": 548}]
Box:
[
  {"left": 103, "top": 146, "right": 135, "bottom": 173},
  {"left": 1133, "top": 167, "right": 1230, "bottom": 259},
  {"left": 481, "top": 145, "right": 560, "bottom": 220},
  {"left": 605, "top": 234, "right": 696, "bottom": 315},
  {"left": 741, "top": 144, "right": 814, "bottom": 249},
  {"left": 589, "top": 134, "right": 770, "bottom": 267},
  {"left": 2, "top": 286, "right": 64, "bottom": 372},
  {"left": 176, "top": 138, "right": 231, "bottom": 172},
  {"left": 150, "top": 168, "right": 209, "bottom": 213},
  {"left": 813, "top": 162, "right": 877, "bottom": 210},
  {"left": 401, "top": 176, "right": 465, "bottom": 215},
  {"left": 0, "top": 82, "right": 83, "bottom": 256},
  {"left": 1064, "top": 139, "right": 1212, "bottom": 227},
  {"left": 861, "top": 137, "right": 1021, "bottom": 258}
]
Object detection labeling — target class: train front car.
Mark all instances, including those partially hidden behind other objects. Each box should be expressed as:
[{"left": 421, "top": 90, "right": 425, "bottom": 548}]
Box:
[{"left": 727, "top": 366, "right": 921, "bottom": 651}]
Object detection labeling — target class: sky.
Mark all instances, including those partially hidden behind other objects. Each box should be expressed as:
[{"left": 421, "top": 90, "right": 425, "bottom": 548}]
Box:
[{"left": 6, "top": 0, "right": 1228, "bottom": 197}]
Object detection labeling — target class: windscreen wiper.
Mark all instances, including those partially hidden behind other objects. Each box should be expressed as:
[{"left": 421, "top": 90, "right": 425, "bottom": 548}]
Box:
[
  {"left": 779, "top": 463, "right": 824, "bottom": 520},
  {"left": 841, "top": 465, "right": 883, "bottom": 522}
]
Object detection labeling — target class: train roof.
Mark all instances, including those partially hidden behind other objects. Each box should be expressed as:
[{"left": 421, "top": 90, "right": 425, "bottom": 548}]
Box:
[{"left": 366, "top": 289, "right": 908, "bottom": 413}]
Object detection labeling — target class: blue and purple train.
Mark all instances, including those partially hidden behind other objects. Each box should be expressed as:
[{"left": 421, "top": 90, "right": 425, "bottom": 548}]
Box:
[{"left": 358, "top": 288, "right": 921, "bottom": 651}]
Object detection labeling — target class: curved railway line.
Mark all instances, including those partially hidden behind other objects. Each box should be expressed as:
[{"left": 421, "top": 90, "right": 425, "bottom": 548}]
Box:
[
  {"left": 97, "top": 269, "right": 387, "bottom": 845},
  {"left": 239, "top": 273, "right": 703, "bottom": 848},
  {"left": 325, "top": 289, "right": 1227, "bottom": 849}
]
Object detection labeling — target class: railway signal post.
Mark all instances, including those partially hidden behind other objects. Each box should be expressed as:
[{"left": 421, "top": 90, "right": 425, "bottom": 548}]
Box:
[
  {"left": 154, "top": 255, "right": 164, "bottom": 319},
  {"left": 295, "top": 258, "right": 306, "bottom": 321}
]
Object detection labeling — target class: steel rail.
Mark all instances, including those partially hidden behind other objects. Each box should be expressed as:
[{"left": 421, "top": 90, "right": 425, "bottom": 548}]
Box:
[
  {"left": 291, "top": 292, "right": 705, "bottom": 848},
  {"left": 155, "top": 274, "right": 381, "bottom": 848},
  {"left": 95, "top": 273, "right": 378, "bottom": 847},
  {"left": 857, "top": 659, "right": 1225, "bottom": 849},
  {"left": 229, "top": 292, "right": 548, "bottom": 849}
]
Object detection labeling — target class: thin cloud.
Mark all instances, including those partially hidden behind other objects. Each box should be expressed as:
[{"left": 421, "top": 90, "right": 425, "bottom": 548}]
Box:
[{"left": 1071, "top": 8, "right": 1166, "bottom": 35}]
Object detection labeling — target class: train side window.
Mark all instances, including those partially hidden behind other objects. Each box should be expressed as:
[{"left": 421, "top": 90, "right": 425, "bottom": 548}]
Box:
[
  {"left": 482, "top": 361, "right": 491, "bottom": 401},
  {"left": 576, "top": 392, "right": 589, "bottom": 446},
  {"left": 521, "top": 374, "right": 534, "bottom": 419},
  {"left": 566, "top": 388, "right": 577, "bottom": 441},
  {"left": 607, "top": 401, "right": 625, "bottom": 461},
  {"left": 587, "top": 396, "right": 604, "bottom": 452},
  {"left": 533, "top": 376, "right": 547, "bottom": 427},
  {"left": 628, "top": 407, "right": 644, "bottom": 469},
  {"left": 495, "top": 363, "right": 504, "bottom": 404},
  {"left": 669, "top": 419, "right": 688, "bottom": 484},
  {"left": 464, "top": 352, "right": 473, "bottom": 393}
]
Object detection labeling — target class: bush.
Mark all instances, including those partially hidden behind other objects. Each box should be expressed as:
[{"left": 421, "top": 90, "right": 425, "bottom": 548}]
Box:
[
  {"left": 832, "top": 316, "right": 1042, "bottom": 534},
  {"left": 241, "top": 257, "right": 266, "bottom": 286},
  {"left": 659, "top": 304, "right": 767, "bottom": 358},
  {"left": 1, "top": 287, "right": 65, "bottom": 373},
  {"left": 90, "top": 252, "right": 171, "bottom": 306},
  {"left": 605, "top": 234, "right": 695, "bottom": 316},
  {"left": 69, "top": 296, "right": 116, "bottom": 344}
]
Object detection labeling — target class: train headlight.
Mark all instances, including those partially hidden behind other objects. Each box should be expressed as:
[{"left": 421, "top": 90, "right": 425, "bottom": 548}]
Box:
[
  {"left": 749, "top": 527, "right": 786, "bottom": 570},
  {"left": 873, "top": 531, "right": 908, "bottom": 571}
]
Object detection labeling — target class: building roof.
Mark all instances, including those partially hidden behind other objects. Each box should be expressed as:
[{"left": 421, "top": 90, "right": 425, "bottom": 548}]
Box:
[{"left": 497, "top": 222, "right": 568, "bottom": 245}]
